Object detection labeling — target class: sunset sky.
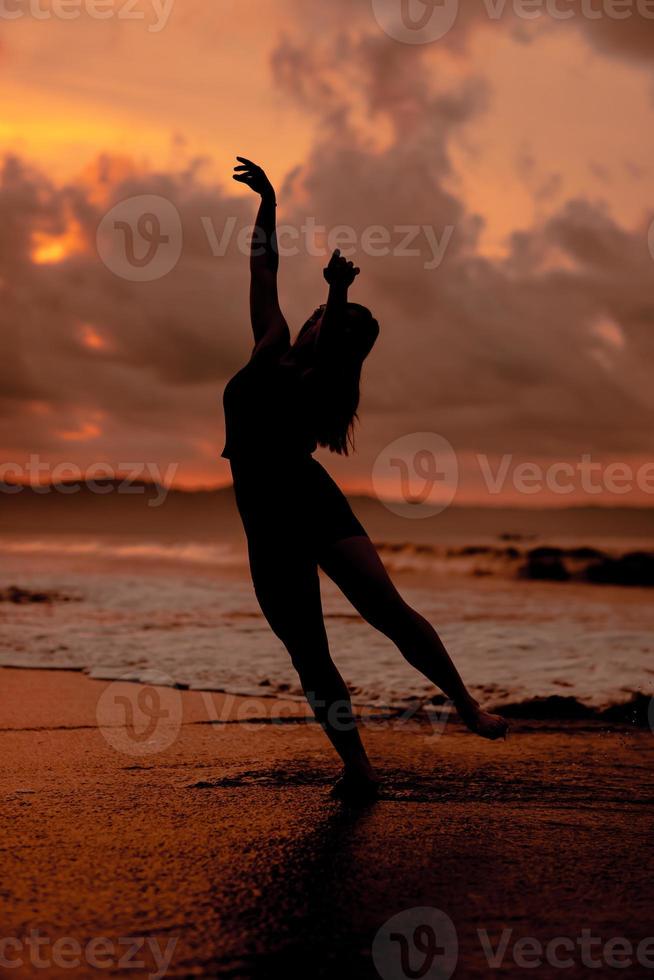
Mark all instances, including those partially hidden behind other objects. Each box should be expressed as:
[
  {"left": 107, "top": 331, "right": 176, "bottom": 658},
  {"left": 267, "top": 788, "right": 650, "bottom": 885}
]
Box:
[{"left": 2, "top": 0, "right": 654, "bottom": 504}]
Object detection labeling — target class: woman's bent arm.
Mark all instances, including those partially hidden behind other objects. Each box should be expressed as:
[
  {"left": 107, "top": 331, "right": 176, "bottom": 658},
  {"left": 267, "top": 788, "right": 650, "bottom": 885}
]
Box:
[{"left": 314, "top": 249, "right": 360, "bottom": 364}]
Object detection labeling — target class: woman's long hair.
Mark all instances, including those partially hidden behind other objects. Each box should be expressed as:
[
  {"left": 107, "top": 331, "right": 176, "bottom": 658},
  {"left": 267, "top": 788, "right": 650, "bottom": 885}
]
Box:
[{"left": 305, "top": 303, "right": 379, "bottom": 456}]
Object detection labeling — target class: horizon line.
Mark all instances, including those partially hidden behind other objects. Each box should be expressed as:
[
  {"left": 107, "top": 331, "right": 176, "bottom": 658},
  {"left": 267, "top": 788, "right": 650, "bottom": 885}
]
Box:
[{"left": 4, "top": 478, "right": 654, "bottom": 512}]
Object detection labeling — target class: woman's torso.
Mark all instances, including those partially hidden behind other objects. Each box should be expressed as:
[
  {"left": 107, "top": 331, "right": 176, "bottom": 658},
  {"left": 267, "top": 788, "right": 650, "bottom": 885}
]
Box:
[
  {"left": 221, "top": 347, "right": 368, "bottom": 551},
  {"left": 221, "top": 351, "right": 317, "bottom": 463}
]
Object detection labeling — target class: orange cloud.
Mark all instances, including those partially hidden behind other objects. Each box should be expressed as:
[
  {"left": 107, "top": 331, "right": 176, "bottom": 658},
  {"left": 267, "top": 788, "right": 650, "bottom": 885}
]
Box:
[
  {"left": 78, "top": 322, "right": 111, "bottom": 352},
  {"left": 31, "top": 220, "right": 86, "bottom": 265},
  {"left": 57, "top": 423, "right": 102, "bottom": 442}
]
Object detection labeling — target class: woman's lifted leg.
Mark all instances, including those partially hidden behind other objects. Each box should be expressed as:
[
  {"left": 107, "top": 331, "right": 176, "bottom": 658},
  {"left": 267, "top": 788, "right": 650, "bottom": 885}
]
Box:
[{"left": 318, "top": 536, "right": 508, "bottom": 740}]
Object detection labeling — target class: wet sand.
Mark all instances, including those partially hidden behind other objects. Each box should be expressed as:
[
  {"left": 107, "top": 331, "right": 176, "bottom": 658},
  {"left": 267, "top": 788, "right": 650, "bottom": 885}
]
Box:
[{"left": 1, "top": 668, "right": 653, "bottom": 979}]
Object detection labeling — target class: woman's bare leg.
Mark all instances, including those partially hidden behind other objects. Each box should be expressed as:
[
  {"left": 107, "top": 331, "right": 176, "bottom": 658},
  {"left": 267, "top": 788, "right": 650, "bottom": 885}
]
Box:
[
  {"left": 247, "top": 542, "right": 378, "bottom": 787},
  {"left": 318, "top": 536, "right": 508, "bottom": 740}
]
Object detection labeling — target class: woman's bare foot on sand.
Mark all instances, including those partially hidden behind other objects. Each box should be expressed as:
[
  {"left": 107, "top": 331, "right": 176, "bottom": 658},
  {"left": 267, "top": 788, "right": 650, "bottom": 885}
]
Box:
[
  {"left": 330, "top": 766, "right": 380, "bottom": 805},
  {"left": 456, "top": 698, "right": 509, "bottom": 741}
]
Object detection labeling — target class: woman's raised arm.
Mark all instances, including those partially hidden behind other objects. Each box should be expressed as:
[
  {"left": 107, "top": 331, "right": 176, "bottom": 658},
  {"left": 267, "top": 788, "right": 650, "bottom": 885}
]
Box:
[{"left": 233, "top": 157, "right": 289, "bottom": 355}]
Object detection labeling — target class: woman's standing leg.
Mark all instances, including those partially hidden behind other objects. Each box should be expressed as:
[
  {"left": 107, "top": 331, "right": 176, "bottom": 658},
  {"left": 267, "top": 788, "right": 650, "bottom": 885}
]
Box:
[{"left": 247, "top": 540, "right": 378, "bottom": 789}]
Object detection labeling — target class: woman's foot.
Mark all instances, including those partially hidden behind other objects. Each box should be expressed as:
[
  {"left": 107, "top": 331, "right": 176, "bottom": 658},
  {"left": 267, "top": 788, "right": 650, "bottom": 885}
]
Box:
[
  {"left": 456, "top": 698, "right": 509, "bottom": 741},
  {"left": 329, "top": 767, "right": 380, "bottom": 806}
]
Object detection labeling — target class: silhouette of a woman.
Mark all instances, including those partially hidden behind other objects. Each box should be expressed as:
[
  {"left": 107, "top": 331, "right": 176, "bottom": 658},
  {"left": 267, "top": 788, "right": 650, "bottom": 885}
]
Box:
[{"left": 223, "top": 158, "right": 508, "bottom": 802}]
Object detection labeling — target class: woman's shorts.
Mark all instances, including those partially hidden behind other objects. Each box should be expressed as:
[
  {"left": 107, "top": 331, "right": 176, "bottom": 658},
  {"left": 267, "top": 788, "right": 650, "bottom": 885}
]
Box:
[{"left": 229, "top": 455, "right": 368, "bottom": 560}]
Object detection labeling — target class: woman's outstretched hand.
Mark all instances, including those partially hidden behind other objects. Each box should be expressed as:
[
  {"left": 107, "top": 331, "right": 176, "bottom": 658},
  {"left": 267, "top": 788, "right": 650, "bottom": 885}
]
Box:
[
  {"left": 324, "top": 249, "right": 360, "bottom": 289},
  {"left": 233, "top": 157, "right": 275, "bottom": 200}
]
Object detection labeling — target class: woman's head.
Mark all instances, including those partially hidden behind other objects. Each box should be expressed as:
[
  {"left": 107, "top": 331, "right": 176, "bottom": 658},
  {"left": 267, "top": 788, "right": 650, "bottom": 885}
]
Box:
[
  {"left": 295, "top": 302, "right": 380, "bottom": 455},
  {"left": 340, "top": 303, "right": 380, "bottom": 361},
  {"left": 296, "top": 303, "right": 379, "bottom": 362}
]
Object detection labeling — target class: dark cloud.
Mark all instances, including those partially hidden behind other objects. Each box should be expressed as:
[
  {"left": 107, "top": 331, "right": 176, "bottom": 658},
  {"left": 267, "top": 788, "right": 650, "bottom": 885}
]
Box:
[
  {"left": 577, "top": 9, "right": 654, "bottom": 62},
  {"left": 0, "top": 155, "right": 253, "bottom": 465}
]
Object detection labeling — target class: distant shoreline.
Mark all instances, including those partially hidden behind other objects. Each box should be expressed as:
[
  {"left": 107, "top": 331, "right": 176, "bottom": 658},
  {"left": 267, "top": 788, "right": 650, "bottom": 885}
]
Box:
[{"left": 3, "top": 477, "right": 654, "bottom": 511}]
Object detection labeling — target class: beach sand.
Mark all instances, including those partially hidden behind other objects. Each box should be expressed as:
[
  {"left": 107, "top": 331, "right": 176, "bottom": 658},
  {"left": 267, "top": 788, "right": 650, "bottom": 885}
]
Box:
[{"left": 2, "top": 667, "right": 653, "bottom": 979}]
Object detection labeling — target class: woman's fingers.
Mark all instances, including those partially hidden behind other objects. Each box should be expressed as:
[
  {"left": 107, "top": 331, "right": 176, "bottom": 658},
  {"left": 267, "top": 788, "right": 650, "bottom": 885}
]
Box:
[
  {"left": 325, "top": 248, "right": 361, "bottom": 283},
  {"left": 328, "top": 250, "right": 353, "bottom": 271},
  {"left": 234, "top": 158, "right": 263, "bottom": 182}
]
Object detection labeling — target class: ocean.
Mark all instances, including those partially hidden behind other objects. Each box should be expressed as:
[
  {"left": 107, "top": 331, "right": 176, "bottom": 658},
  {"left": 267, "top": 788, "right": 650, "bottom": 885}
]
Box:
[{"left": 1, "top": 488, "right": 652, "bottom": 720}]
